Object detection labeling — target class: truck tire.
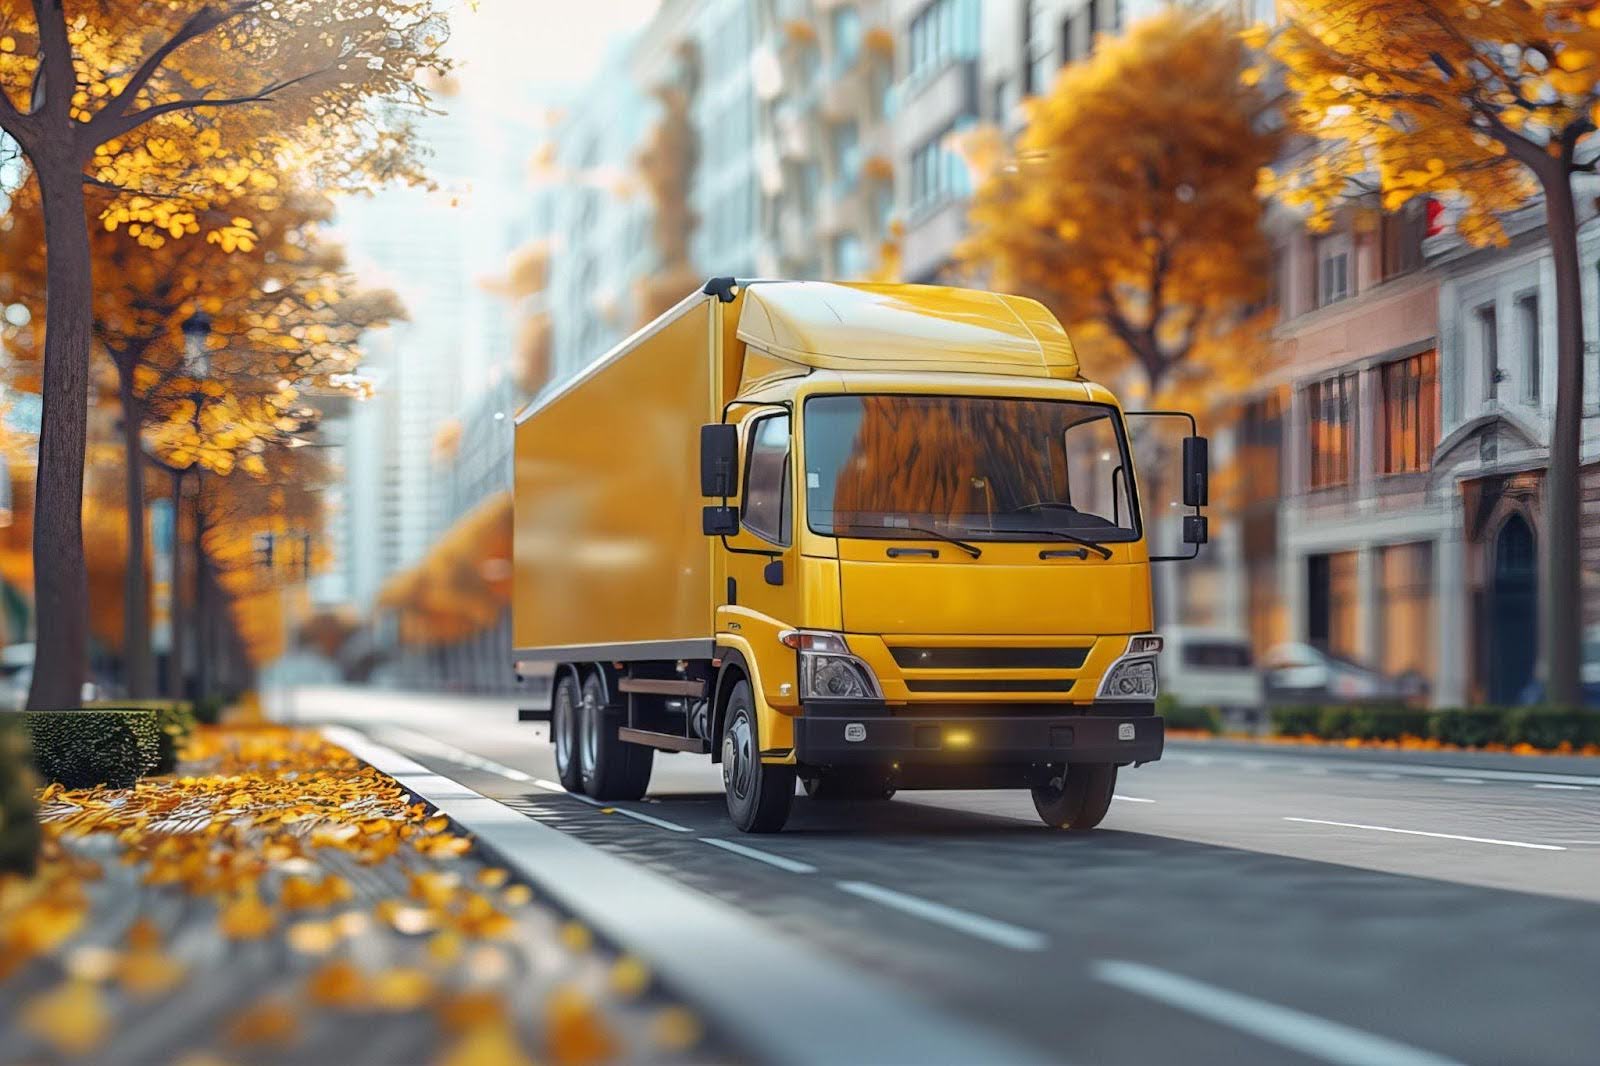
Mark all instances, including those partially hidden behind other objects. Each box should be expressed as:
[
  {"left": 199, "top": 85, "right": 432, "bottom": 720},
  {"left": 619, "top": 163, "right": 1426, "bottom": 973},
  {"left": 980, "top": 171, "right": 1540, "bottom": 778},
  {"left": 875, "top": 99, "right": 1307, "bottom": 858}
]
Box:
[
  {"left": 579, "top": 671, "right": 653, "bottom": 801},
  {"left": 802, "top": 769, "right": 896, "bottom": 801},
  {"left": 1032, "top": 763, "right": 1117, "bottom": 830},
  {"left": 552, "top": 672, "right": 583, "bottom": 793},
  {"left": 721, "top": 681, "right": 794, "bottom": 833}
]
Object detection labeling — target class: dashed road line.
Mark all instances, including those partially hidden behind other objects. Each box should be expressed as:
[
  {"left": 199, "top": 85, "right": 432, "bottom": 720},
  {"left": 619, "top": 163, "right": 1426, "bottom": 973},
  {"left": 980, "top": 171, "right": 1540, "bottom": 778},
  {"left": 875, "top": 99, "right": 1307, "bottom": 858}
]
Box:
[
  {"left": 567, "top": 793, "right": 693, "bottom": 832},
  {"left": 1532, "top": 783, "right": 1585, "bottom": 791},
  {"left": 1113, "top": 795, "right": 1155, "bottom": 803},
  {"left": 700, "top": 837, "right": 817, "bottom": 873},
  {"left": 1092, "top": 960, "right": 1463, "bottom": 1066},
  {"left": 1283, "top": 817, "right": 1566, "bottom": 852},
  {"left": 836, "top": 880, "right": 1048, "bottom": 952},
  {"left": 380, "top": 727, "right": 534, "bottom": 782},
  {"left": 1441, "top": 777, "right": 1483, "bottom": 785}
]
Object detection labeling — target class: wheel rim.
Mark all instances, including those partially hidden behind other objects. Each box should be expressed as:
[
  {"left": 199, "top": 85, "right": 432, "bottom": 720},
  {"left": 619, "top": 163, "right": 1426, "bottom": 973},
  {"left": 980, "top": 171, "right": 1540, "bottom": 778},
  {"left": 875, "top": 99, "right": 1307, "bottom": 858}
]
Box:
[
  {"left": 580, "top": 687, "right": 600, "bottom": 780},
  {"left": 721, "top": 710, "right": 754, "bottom": 802},
  {"left": 554, "top": 684, "right": 575, "bottom": 773}
]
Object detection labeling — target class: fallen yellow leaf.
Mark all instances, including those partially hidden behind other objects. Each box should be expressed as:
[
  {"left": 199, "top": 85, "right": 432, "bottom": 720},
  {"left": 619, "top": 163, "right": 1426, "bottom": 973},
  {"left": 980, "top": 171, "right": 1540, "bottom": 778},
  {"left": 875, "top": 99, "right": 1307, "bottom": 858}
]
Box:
[{"left": 22, "top": 981, "right": 111, "bottom": 1055}]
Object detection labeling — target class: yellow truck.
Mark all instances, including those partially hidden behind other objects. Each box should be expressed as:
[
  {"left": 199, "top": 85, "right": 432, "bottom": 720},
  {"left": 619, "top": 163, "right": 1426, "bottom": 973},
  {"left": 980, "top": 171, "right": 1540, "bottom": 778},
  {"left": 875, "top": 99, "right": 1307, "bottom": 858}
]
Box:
[{"left": 513, "top": 279, "right": 1209, "bottom": 833}]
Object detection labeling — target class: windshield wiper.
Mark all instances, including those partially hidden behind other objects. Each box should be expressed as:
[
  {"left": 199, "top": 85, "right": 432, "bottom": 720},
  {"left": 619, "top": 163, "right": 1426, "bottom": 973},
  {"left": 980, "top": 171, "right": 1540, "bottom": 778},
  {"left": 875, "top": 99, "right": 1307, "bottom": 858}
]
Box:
[
  {"left": 832, "top": 522, "right": 983, "bottom": 559},
  {"left": 983, "top": 525, "right": 1113, "bottom": 560}
]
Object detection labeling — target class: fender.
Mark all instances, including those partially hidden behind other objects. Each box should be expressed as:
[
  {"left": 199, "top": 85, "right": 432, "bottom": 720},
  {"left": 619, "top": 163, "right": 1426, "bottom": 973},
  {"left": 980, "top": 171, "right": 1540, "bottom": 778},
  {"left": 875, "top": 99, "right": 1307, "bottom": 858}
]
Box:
[{"left": 714, "top": 638, "right": 797, "bottom": 764}]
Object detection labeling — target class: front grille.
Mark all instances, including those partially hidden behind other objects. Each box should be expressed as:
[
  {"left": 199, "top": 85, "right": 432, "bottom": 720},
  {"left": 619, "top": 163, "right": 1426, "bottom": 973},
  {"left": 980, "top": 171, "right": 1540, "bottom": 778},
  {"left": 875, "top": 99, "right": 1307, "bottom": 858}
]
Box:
[
  {"left": 904, "top": 678, "right": 1079, "bottom": 694},
  {"left": 889, "top": 646, "right": 1090, "bottom": 670}
]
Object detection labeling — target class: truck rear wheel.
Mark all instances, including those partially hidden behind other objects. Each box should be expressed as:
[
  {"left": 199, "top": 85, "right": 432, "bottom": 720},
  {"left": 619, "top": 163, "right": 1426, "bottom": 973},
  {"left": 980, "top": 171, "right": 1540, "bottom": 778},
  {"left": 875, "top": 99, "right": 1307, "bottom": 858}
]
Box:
[
  {"left": 578, "top": 671, "right": 653, "bottom": 801},
  {"left": 552, "top": 672, "right": 583, "bottom": 793},
  {"left": 721, "top": 681, "right": 794, "bottom": 833},
  {"left": 802, "top": 769, "right": 896, "bottom": 801},
  {"left": 1032, "top": 763, "right": 1117, "bottom": 830}
]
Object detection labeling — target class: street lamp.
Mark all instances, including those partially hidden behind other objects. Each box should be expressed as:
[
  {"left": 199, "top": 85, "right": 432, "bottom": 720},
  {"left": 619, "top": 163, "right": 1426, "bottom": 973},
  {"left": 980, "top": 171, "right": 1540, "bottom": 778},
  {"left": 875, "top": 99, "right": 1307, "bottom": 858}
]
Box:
[{"left": 180, "top": 310, "right": 212, "bottom": 376}]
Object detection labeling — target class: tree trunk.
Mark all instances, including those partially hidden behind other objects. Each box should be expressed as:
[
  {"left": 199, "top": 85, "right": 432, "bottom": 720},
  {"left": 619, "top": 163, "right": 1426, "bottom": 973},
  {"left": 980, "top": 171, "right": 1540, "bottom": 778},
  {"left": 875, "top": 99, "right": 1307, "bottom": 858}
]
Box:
[
  {"left": 118, "top": 369, "right": 154, "bottom": 697},
  {"left": 169, "top": 469, "right": 186, "bottom": 699},
  {"left": 25, "top": 157, "right": 92, "bottom": 710},
  {"left": 1540, "top": 168, "right": 1585, "bottom": 708}
]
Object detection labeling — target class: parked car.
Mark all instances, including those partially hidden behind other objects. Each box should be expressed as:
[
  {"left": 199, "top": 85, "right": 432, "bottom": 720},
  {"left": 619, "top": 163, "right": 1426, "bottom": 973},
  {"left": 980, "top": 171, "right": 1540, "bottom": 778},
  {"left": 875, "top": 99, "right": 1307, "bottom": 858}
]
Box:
[
  {"left": 0, "top": 643, "right": 33, "bottom": 710},
  {"left": 1262, "top": 642, "right": 1424, "bottom": 705},
  {"left": 1158, "top": 626, "right": 1263, "bottom": 727},
  {"left": 1517, "top": 626, "right": 1600, "bottom": 708}
]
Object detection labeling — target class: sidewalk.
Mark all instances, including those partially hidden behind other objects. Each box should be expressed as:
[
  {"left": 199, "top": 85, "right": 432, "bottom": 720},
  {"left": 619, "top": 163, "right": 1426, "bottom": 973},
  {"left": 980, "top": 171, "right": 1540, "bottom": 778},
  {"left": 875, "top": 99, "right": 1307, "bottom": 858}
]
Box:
[{"left": 1169, "top": 735, "right": 1600, "bottom": 779}]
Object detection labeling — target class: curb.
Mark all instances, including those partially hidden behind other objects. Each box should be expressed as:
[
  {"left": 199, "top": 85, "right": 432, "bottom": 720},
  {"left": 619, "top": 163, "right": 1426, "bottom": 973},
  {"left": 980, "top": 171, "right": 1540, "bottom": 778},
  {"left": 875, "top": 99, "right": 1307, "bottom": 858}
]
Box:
[{"left": 324, "top": 725, "right": 1052, "bottom": 1066}]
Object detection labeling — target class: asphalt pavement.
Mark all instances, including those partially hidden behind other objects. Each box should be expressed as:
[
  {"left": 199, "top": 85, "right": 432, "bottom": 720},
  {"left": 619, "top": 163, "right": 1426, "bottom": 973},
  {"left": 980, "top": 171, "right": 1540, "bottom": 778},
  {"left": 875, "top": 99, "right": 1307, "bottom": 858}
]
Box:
[{"left": 281, "top": 686, "right": 1600, "bottom": 1066}]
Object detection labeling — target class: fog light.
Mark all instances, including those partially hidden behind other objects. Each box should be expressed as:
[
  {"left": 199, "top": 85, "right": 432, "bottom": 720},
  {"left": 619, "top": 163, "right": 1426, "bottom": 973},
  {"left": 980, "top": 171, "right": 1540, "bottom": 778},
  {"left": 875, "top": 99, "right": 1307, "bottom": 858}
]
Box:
[
  {"left": 945, "top": 729, "right": 973, "bottom": 749},
  {"left": 1098, "top": 657, "right": 1158, "bottom": 701}
]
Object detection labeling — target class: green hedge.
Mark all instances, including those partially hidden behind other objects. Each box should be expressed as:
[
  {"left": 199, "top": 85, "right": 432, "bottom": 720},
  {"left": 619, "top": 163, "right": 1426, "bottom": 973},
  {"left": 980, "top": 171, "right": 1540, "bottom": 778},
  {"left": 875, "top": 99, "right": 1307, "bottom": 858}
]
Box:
[
  {"left": 0, "top": 724, "right": 40, "bottom": 875},
  {"left": 1155, "top": 695, "right": 1221, "bottom": 734},
  {"left": 193, "top": 694, "right": 226, "bottom": 726},
  {"left": 89, "top": 700, "right": 195, "bottom": 774},
  {"left": 22, "top": 708, "right": 160, "bottom": 789},
  {"left": 1266, "top": 704, "right": 1599, "bottom": 750}
]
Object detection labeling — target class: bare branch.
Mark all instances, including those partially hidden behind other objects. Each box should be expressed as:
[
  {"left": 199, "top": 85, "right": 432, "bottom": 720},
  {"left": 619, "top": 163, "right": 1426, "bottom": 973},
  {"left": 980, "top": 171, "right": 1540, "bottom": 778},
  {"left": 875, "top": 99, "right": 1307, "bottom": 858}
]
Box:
[
  {"left": 85, "top": 69, "right": 326, "bottom": 154},
  {"left": 88, "top": 3, "right": 258, "bottom": 143}
]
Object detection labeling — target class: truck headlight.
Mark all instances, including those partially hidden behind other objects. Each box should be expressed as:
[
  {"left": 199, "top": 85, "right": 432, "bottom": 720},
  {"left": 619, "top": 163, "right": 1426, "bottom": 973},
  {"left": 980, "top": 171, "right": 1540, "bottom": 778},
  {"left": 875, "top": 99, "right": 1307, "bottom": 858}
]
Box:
[
  {"left": 1097, "top": 658, "right": 1158, "bottom": 701},
  {"left": 782, "top": 630, "right": 883, "bottom": 701}
]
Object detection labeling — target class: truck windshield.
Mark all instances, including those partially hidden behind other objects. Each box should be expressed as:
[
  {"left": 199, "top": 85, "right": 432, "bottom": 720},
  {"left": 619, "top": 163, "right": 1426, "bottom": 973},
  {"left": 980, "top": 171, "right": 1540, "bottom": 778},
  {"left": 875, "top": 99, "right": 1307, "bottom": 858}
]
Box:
[{"left": 803, "top": 394, "right": 1139, "bottom": 542}]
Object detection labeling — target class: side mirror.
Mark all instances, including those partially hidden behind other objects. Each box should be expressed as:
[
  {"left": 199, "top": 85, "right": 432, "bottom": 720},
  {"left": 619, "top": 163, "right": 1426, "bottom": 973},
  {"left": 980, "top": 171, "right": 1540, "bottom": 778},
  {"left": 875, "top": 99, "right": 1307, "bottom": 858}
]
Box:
[
  {"left": 700, "top": 424, "right": 739, "bottom": 498},
  {"left": 1182, "top": 436, "right": 1209, "bottom": 508},
  {"left": 1182, "top": 514, "right": 1209, "bottom": 545},
  {"left": 702, "top": 505, "right": 739, "bottom": 537}
]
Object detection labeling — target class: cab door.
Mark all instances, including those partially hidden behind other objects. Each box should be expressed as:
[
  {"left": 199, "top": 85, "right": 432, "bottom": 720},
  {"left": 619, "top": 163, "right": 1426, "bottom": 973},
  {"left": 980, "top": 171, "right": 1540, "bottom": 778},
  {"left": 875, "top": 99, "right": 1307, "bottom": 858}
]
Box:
[{"left": 720, "top": 408, "right": 803, "bottom": 712}]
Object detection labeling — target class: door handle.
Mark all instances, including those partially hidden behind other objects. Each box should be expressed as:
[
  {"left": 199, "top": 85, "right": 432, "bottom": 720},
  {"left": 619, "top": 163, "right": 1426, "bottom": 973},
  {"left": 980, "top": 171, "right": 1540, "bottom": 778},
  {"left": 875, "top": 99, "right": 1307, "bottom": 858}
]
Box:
[
  {"left": 1040, "top": 548, "right": 1089, "bottom": 560},
  {"left": 886, "top": 547, "right": 939, "bottom": 558}
]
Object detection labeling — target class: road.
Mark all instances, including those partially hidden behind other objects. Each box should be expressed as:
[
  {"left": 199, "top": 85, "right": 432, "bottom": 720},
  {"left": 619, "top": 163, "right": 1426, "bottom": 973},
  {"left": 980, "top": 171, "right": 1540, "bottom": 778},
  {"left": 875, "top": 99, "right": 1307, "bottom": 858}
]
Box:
[{"left": 285, "top": 686, "right": 1600, "bottom": 1066}]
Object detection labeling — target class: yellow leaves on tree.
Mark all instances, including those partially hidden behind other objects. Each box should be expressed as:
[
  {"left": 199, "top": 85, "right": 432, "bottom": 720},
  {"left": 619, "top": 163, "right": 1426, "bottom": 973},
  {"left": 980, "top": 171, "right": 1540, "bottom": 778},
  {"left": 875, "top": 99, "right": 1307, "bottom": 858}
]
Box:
[
  {"left": 960, "top": 8, "right": 1280, "bottom": 404},
  {"left": 1266, "top": 0, "right": 1599, "bottom": 245}
]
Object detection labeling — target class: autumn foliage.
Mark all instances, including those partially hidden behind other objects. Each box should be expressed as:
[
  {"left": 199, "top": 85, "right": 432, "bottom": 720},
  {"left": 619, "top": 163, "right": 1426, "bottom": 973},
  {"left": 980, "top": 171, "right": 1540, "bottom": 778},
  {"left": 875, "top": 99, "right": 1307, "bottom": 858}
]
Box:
[{"left": 961, "top": 9, "right": 1280, "bottom": 405}]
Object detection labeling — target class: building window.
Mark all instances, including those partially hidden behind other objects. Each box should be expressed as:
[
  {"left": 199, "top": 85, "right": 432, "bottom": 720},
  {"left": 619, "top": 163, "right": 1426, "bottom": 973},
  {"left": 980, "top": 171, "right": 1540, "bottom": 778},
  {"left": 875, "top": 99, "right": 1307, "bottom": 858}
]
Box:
[
  {"left": 1379, "top": 349, "right": 1438, "bottom": 474},
  {"left": 1516, "top": 291, "right": 1540, "bottom": 405},
  {"left": 1476, "top": 302, "right": 1500, "bottom": 401},
  {"left": 1307, "top": 550, "right": 1360, "bottom": 659},
  {"left": 1379, "top": 541, "right": 1435, "bottom": 683},
  {"left": 832, "top": 233, "right": 866, "bottom": 279},
  {"left": 742, "top": 414, "right": 791, "bottom": 546},
  {"left": 831, "top": 6, "right": 861, "bottom": 71},
  {"left": 907, "top": 0, "right": 974, "bottom": 85},
  {"left": 1315, "top": 233, "right": 1351, "bottom": 307},
  {"left": 1088, "top": 0, "right": 1120, "bottom": 39},
  {"left": 832, "top": 120, "right": 860, "bottom": 190},
  {"left": 1061, "top": 10, "right": 1086, "bottom": 65},
  {"left": 1380, "top": 200, "right": 1426, "bottom": 280},
  {"left": 1238, "top": 389, "right": 1284, "bottom": 504},
  {"left": 910, "top": 127, "right": 969, "bottom": 213},
  {"left": 1305, "top": 371, "right": 1357, "bottom": 490}
]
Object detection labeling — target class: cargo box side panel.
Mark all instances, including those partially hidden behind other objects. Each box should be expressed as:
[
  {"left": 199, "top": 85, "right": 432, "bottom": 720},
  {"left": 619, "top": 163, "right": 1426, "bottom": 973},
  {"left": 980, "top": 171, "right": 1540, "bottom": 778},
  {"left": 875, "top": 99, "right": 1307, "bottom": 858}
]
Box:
[{"left": 513, "top": 301, "right": 715, "bottom": 657}]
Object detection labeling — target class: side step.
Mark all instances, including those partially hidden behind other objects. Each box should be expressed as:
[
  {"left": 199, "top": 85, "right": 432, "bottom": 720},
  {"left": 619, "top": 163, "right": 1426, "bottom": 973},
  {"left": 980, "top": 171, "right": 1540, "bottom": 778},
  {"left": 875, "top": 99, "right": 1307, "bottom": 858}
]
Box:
[
  {"left": 618, "top": 677, "right": 708, "bottom": 697},
  {"left": 619, "top": 727, "right": 710, "bottom": 753},
  {"left": 518, "top": 707, "right": 552, "bottom": 722}
]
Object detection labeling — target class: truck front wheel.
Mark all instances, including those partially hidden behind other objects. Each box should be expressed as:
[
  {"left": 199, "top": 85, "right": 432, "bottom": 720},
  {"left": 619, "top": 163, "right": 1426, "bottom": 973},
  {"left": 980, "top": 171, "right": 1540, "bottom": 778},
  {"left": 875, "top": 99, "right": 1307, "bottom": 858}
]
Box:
[
  {"left": 552, "top": 672, "right": 583, "bottom": 792},
  {"left": 1032, "top": 763, "right": 1117, "bottom": 830},
  {"left": 578, "top": 671, "right": 653, "bottom": 801},
  {"left": 721, "top": 681, "right": 794, "bottom": 833}
]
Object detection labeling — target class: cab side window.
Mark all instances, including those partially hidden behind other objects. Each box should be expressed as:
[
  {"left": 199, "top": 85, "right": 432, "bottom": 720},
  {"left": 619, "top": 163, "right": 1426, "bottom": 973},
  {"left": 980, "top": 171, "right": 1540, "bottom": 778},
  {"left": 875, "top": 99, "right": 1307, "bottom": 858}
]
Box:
[{"left": 742, "top": 414, "right": 791, "bottom": 546}]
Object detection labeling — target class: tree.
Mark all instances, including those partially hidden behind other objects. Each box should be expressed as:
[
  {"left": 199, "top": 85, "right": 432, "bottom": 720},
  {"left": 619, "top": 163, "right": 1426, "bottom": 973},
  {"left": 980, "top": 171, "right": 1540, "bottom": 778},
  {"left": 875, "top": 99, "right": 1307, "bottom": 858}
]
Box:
[
  {"left": 960, "top": 8, "right": 1281, "bottom": 406},
  {"left": 0, "top": 182, "right": 401, "bottom": 696},
  {"left": 0, "top": 0, "right": 445, "bottom": 708},
  {"left": 1265, "top": 0, "right": 1599, "bottom": 705}
]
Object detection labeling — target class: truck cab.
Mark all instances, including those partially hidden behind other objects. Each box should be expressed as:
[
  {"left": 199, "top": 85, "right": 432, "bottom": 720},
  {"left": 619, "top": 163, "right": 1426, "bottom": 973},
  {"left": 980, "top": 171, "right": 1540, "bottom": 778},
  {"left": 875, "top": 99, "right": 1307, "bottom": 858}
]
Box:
[{"left": 515, "top": 279, "right": 1208, "bottom": 833}]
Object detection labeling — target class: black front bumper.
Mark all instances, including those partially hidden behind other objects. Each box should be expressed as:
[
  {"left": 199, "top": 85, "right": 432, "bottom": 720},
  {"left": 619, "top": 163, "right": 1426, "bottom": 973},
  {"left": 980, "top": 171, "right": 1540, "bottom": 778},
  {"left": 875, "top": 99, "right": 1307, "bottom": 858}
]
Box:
[{"left": 794, "top": 702, "right": 1164, "bottom": 769}]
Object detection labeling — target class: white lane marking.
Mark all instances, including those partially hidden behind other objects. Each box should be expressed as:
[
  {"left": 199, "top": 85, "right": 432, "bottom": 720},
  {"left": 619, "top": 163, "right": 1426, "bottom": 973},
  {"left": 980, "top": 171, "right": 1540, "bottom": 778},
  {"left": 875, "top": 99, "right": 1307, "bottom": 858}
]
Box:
[
  {"left": 1092, "top": 960, "right": 1463, "bottom": 1066},
  {"left": 1283, "top": 817, "right": 1566, "bottom": 852},
  {"left": 700, "top": 838, "right": 817, "bottom": 874},
  {"left": 836, "top": 881, "right": 1047, "bottom": 952},
  {"left": 1442, "top": 777, "right": 1483, "bottom": 785},
  {"left": 1532, "top": 783, "right": 1585, "bottom": 791},
  {"left": 534, "top": 778, "right": 565, "bottom": 793},
  {"left": 567, "top": 793, "right": 692, "bottom": 833},
  {"left": 1113, "top": 795, "right": 1155, "bottom": 803},
  {"left": 382, "top": 727, "right": 533, "bottom": 782}
]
